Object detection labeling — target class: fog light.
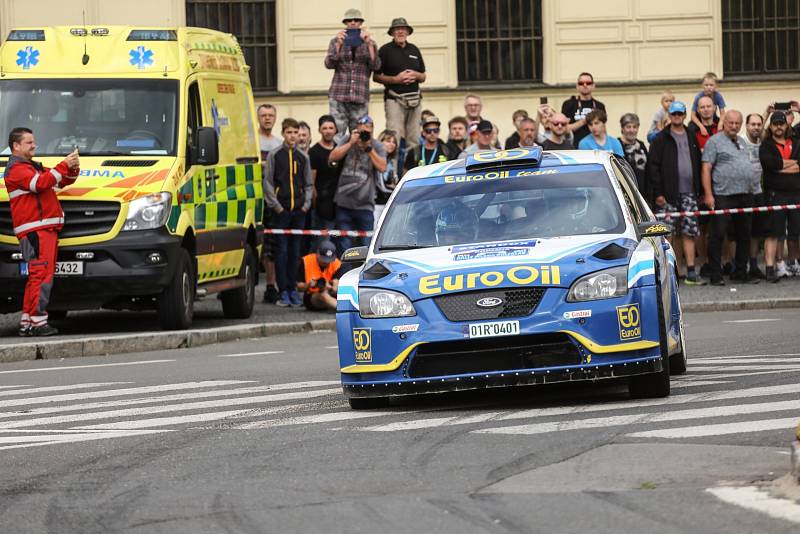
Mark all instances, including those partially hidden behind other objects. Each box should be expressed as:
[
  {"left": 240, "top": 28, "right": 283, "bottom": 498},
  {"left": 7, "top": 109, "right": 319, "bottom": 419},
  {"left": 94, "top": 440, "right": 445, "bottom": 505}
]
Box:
[
  {"left": 11, "top": 253, "right": 22, "bottom": 261},
  {"left": 146, "top": 252, "right": 163, "bottom": 264},
  {"left": 75, "top": 252, "right": 94, "bottom": 260}
]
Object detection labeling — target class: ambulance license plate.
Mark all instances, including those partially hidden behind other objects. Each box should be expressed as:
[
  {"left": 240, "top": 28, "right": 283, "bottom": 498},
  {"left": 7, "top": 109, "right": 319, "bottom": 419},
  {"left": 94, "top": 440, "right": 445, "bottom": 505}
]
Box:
[
  {"left": 468, "top": 320, "right": 520, "bottom": 339},
  {"left": 55, "top": 262, "right": 83, "bottom": 276}
]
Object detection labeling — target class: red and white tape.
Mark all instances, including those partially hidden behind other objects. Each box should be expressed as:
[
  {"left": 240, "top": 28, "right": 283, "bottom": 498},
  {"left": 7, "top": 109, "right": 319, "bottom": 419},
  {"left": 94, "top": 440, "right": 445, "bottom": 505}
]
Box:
[
  {"left": 263, "top": 228, "right": 373, "bottom": 237},
  {"left": 656, "top": 203, "right": 800, "bottom": 219}
]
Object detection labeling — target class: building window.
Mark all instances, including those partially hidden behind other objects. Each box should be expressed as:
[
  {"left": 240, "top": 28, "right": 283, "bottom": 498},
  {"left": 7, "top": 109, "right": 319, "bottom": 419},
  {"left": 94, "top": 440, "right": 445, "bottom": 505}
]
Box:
[
  {"left": 722, "top": 0, "right": 800, "bottom": 75},
  {"left": 455, "top": 0, "right": 543, "bottom": 84},
  {"left": 186, "top": 0, "right": 278, "bottom": 92}
]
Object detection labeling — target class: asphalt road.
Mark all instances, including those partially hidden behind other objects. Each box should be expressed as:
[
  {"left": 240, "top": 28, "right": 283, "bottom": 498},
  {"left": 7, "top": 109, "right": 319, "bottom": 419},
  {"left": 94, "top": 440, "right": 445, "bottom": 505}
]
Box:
[{"left": 0, "top": 309, "right": 799, "bottom": 533}]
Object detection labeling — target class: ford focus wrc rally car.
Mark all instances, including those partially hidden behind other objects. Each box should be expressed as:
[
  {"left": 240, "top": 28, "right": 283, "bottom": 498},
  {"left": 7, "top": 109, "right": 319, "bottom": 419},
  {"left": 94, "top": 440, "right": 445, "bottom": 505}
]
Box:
[{"left": 336, "top": 147, "right": 685, "bottom": 409}]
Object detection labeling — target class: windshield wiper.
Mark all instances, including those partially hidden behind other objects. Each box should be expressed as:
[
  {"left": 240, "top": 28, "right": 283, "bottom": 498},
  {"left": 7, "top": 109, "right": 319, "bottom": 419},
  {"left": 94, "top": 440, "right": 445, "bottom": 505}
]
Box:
[{"left": 377, "top": 244, "right": 434, "bottom": 251}]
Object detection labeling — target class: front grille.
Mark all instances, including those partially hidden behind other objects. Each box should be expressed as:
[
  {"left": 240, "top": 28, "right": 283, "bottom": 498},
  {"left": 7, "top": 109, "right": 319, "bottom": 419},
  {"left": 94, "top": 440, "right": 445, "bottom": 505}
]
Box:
[
  {"left": 101, "top": 160, "right": 158, "bottom": 167},
  {"left": 0, "top": 201, "right": 120, "bottom": 238},
  {"left": 408, "top": 333, "right": 582, "bottom": 378},
  {"left": 434, "top": 288, "right": 546, "bottom": 322}
]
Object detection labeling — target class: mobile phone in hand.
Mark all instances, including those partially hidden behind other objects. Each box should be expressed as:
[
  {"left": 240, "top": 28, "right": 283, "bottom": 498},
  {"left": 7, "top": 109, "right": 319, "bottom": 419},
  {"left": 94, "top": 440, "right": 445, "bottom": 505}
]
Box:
[
  {"left": 540, "top": 96, "right": 548, "bottom": 105},
  {"left": 774, "top": 102, "right": 792, "bottom": 111},
  {"left": 344, "top": 28, "right": 363, "bottom": 48}
]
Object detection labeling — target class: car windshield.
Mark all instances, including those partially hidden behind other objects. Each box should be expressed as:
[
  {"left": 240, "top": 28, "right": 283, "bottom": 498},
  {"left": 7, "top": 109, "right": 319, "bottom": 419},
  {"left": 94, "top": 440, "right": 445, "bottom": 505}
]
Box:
[
  {"left": 0, "top": 78, "right": 178, "bottom": 156},
  {"left": 375, "top": 164, "right": 625, "bottom": 251}
]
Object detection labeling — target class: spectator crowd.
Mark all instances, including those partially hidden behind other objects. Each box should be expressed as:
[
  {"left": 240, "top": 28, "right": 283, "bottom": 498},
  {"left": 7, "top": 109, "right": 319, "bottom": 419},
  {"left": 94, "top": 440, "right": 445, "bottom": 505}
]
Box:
[{"left": 258, "top": 8, "right": 800, "bottom": 308}]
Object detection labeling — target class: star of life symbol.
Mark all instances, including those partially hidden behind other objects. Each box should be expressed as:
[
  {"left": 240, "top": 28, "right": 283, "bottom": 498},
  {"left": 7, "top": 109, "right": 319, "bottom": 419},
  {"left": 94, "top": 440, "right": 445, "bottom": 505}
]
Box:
[
  {"left": 16, "top": 46, "right": 40, "bottom": 69},
  {"left": 129, "top": 46, "right": 154, "bottom": 69}
]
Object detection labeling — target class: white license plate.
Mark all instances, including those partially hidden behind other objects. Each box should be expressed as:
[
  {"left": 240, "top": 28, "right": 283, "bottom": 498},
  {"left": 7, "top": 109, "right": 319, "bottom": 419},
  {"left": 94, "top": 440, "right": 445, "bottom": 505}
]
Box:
[
  {"left": 55, "top": 261, "right": 84, "bottom": 276},
  {"left": 468, "top": 320, "right": 520, "bottom": 339}
]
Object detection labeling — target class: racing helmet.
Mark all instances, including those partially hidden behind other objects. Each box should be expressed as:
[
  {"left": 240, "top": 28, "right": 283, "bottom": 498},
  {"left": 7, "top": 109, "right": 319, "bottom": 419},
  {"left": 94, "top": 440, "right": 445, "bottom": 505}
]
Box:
[
  {"left": 434, "top": 202, "right": 478, "bottom": 246},
  {"left": 543, "top": 188, "right": 589, "bottom": 221}
]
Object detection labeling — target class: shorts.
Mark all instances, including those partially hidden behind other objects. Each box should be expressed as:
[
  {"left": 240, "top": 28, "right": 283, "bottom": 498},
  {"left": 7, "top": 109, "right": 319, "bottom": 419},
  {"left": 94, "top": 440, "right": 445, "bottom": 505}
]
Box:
[
  {"left": 656, "top": 194, "right": 700, "bottom": 238},
  {"left": 751, "top": 193, "right": 769, "bottom": 238},
  {"left": 766, "top": 190, "right": 800, "bottom": 239}
]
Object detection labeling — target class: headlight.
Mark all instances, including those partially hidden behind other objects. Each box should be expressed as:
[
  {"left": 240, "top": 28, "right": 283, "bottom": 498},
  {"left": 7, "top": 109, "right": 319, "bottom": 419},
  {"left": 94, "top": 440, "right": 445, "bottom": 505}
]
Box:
[
  {"left": 122, "top": 192, "right": 172, "bottom": 231},
  {"left": 359, "top": 288, "right": 416, "bottom": 318},
  {"left": 567, "top": 266, "right": 628, "bottom": 302}
]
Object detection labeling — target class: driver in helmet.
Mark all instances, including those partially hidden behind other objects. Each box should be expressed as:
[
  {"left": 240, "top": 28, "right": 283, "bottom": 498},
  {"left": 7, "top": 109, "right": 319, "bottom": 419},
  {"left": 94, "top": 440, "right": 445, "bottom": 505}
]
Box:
[
  {"left": 543, "top": 189, "right": 591, "bottom": 234},
  {"left": 435, "top": 201, "right": 478, "bottom": 246}
]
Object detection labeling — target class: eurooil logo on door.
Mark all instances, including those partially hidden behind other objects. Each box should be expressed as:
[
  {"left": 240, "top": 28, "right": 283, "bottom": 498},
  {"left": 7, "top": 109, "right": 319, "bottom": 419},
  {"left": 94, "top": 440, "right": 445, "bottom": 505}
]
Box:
[
  {"left": 616, "top": 303, "right": 641, "bottom": 340},
  {"left": 353, "top": 328, "right": 372, "bottom": 363}
]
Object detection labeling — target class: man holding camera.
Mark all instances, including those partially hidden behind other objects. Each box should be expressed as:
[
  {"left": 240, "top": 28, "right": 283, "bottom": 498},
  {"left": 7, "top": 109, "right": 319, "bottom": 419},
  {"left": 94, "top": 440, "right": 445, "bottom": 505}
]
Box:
[
  {"left": 329, "top": 116, "right": 387, "bottom": 254},
  {"left": 324, "top": 8, "right": 380, "bottom": 144},
  {"left": 297, "top": 240, "right": 342, "bottom": 311}
]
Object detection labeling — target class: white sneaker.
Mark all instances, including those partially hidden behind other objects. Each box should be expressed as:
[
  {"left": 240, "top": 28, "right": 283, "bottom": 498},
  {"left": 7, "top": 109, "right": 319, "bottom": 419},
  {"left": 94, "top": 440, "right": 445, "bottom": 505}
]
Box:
[
  {"left": 789, "top": 261, "right": 800, "bottom": 277},
  {"left": 776, "top": 260, "right": 791, "bottom": 278}
]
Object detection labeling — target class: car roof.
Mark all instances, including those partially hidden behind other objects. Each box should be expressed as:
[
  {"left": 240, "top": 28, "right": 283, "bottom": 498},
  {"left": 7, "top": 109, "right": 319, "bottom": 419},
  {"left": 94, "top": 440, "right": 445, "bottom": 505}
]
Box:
[{"left": 401, "top": 149, "right": 615, "bottom": 182}]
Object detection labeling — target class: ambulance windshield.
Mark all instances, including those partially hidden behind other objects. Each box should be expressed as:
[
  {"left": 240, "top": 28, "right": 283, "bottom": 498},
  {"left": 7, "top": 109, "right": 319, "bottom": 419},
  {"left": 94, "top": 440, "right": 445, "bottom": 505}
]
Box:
[
  {"left": 375, "top": 164, "right": 625, "bottom": 251},
  {"left": 0, "top": 78, "right": 178, "bottom": 156}
]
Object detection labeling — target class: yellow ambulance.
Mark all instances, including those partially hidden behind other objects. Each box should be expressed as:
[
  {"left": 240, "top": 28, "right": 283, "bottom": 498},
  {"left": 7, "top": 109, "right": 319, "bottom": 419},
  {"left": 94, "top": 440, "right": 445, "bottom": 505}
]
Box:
[{"left": 0, "top": 26, "right": 263, "bottom": 329}]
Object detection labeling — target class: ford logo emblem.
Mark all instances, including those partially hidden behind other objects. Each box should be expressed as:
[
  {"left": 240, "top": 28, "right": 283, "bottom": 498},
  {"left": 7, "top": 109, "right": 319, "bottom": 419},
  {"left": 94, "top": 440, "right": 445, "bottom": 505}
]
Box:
[{"left": 476, "top": 297, "right": 503, "bottom": 308}]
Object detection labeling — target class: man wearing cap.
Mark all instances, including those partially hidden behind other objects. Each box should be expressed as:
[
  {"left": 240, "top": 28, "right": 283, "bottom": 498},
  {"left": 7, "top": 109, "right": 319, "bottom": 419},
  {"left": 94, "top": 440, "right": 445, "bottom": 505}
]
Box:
[
  {"left": 374, "top": 17, "right": 426, "bottom": 151},
  {"left": 324, "top": 9, "right": 380, "bottom": 144},
  {"left": 297, "top": 240, "right": 342, "bottom": 311},
  {"left": 759, "top": 111, "right": 800, "bottom": 282},
  {"left": 329, "top": 115, "right": 387, "bottom": 254},
  {"left": 402, "top": 116, "right": 452, "bottom": 175},
  {"left": 459, "top": 120, "right": 495, "bottom": 157},
  {"left": 647, "top": 101, "right": 706, "bottom": 285}
]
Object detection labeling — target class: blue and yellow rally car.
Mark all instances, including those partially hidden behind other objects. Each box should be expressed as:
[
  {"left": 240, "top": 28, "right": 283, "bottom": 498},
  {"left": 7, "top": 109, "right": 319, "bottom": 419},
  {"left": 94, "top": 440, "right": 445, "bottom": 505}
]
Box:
[{"left": 336, "top": 147, "right": 686, "bottom": 409}]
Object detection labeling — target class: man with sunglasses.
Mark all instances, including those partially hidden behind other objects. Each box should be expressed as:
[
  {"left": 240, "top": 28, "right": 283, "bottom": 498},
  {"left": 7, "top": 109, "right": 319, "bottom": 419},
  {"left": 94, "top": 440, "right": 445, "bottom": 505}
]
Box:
[
  {"left": 403, "top": 116, "right": 452, "bottom": 175},
  {"left": 324, "top": 8, "right": 380, "bottom": 144},
  {"left": 541, "top": 113, "right": 574, "bottom": 150},
  {"left": 561, "top": 72, "right": 605, "bottom": 146}
]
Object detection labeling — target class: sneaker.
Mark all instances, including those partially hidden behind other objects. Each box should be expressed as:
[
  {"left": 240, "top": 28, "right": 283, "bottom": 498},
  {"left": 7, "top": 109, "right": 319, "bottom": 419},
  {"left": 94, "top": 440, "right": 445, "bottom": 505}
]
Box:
[
  {"left": 289, "top": 290, "right": 303, "bottom": 307},
  {"left": 18, "top": 325, "right": 31, "bottom": 337},
  {"left": 709, "top": 277, "right": 725, "bottom": 286},
  {"left": 263, "top": 285, "right": 279, "bottom": 304},
  {"left": 789, "top": 261, "right": 800, "bottom": 277},
  {"left": 733, "top": 273, "right": 760, "bottom": 285},
  {"left": 29, "top": 324, "right": 58, "bottom": 337},
  {"left": 276, "top": 290, "right": 291, "bottom": 307},
  {"left": 699, "top": 263, "right": 711, "bottom": 278},
  {"left": 722, "top": 262, "right": 733, "bottom": 277},
  {"left": 776, "top": 260, "right": 791, "bottom": 278},
  {"left": 766, "top": 266, "right": 779, "bottom": 283},
  {"left": 749, "top": 265, "right": 765, "bottom": 279},
  {"left": 684, "top": 272, "right": 707, "bottom": 286}
]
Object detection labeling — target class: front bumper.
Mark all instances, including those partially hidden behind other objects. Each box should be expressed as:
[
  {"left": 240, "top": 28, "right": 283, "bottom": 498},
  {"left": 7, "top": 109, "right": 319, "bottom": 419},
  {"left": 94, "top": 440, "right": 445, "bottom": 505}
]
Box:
[
  {"left": 0, "top": 228, "right": 181, "bottom": 312},
  {"left": 337, "top": 286, "right": 663, "bottom": 398}
]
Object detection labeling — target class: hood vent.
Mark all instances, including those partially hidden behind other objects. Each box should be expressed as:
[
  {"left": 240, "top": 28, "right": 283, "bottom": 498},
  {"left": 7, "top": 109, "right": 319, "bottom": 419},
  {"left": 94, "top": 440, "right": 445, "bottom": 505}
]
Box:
[
  {"left": 100, "top": 160, "right": 158, "bottom": 167},
  {"left": 362, "top": 262, "right": 391, "bottom": 281},
  {"left": 593, "top": 243, "right": 629, "bottom": 260}
]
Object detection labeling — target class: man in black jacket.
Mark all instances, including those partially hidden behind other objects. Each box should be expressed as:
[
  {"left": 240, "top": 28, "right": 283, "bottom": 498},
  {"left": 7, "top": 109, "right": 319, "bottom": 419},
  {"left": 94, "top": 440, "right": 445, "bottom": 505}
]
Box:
[
  {"left": 403, "top": 116, "right": 452, "bottom": 174},
  {"left": 759, "top": 111, "right": 800, "bottom": 282},
  {"left": 647, "top": 101, "right": 706, "bottom": 285}
]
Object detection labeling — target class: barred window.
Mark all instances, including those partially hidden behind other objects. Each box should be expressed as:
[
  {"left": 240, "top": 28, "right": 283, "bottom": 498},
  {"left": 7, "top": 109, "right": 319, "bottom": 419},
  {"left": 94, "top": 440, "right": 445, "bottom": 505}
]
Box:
[
  {"left": 456, "top": 0, "right": 543, "bottom": 84},
  {"left": 722, "top": 0, "right": 800, "bottom": 75},
  {"left": 186, "top": 0, "right": 278, "bottom": 92}
]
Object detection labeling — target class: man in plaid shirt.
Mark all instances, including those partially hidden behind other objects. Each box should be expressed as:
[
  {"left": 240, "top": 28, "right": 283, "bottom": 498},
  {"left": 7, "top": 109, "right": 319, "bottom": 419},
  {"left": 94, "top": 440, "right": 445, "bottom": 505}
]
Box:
[{"left": 324, "top": 8, "right": 380, "bottom": 144}]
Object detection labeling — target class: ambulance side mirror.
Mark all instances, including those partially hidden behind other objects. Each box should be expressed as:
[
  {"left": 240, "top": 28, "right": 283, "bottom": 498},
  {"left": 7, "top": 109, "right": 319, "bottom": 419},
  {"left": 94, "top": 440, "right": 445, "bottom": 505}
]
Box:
[{"left": 195, "top": 127, "right": 219, "bottom": 166}]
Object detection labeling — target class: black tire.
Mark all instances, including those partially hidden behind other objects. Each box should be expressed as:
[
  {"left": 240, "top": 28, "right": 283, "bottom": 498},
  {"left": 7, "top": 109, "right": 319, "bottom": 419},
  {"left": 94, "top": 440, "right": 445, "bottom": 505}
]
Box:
[
  {"left": 348, "top": 396, "right": 390, "bottom": 410},
  {"left": 157, "top": 248, "right": 194, "bottom": 330},
  {"left": 221, "top": 245, "right": 257, "bottom": 319},
  {"left": 48, "top": 310, "right": 68, "bottom": 321},
  {"left": 669, "top": 308, "right": 688, "bottom": 375},
  {"left": 629, "top": 276, "right": 671, "bottom": 399}
]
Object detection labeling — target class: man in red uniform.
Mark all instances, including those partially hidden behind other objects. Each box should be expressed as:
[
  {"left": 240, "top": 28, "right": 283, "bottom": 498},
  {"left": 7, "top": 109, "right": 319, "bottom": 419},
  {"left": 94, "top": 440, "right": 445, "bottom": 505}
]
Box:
[{"left": 5, "top": 127, "right": 79, "bottom": 336}]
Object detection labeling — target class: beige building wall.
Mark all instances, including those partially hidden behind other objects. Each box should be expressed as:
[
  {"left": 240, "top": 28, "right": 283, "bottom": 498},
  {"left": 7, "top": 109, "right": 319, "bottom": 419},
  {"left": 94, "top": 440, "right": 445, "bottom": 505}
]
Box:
[{"left": 0, "top": 0, "right": 796, "bottom": 140}]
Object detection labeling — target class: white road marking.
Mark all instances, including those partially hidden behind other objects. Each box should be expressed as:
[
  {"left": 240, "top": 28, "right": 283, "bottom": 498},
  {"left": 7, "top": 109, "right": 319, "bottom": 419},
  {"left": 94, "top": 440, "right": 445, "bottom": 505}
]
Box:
[
  {"left": 0, "top": 385, "right": 30, "bottom": 390},
  {"left": 689, "top": 365, "right": 800, "bottom": 372},
  {"left": 365, "top": 413, "right": 502, "bottom": 432},
  {"left": 0, "top": 360, "right": 175, "bottom": 375},
  {"left": 682, "top": 369, "right": 800, "bottom": 380},
  {"left": 0, "top": 382, "right": 130, "bottom": 398},
  {"left": 239, "top": 411, "right": 396, "bottom": 429},
  {"left": 0, "top": 429, "right": 168, "bottom": 451},
  {"left": 628, "top": 418, "right": 799, "bottom": 439},
  {"left": 474, "top": 400, "right": 800, "bottom": 435},
  {"left": 690, "top": 358, "right": 800, "bottom": 365},
  {"left": 670, "top": 380, "right": 731, "bottom": 388},
  {"left": 325, "top": 346, "right": 338, "bottom": 349},
  {"left": 75, "top": 410, "right": 250, "bottom": 430},
  {"left": 0, "top": 388, "right": 341, "bottom": 429},
  {"left": 216, "top": 351, "right": 284, "bottom": 358},
  {"left": 723, "top": 318, "right": 782, "bottom": 324},
  {"left": 693, "top": 353, "right": 800, "bottom": 359},
  {"left": 0, "top": 380, "right": 253, "bottom": 409},
  {"left": 706, "top": 486, "right": 800, "bottom": 524}
]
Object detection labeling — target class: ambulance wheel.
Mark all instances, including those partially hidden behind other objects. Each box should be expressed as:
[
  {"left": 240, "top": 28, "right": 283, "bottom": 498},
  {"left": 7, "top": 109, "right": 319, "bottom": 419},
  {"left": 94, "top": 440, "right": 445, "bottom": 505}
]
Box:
[
  {"left": 348, "top": 396, "right": 390, "bottom": 410},
  {"left": 628, "top": 276, "right": 671, "bottom": 399},
  {"left": 158, "top": 248, "right": 194, "bottom": 330},
  {"left": 221, "top": 245, "right": 257, "bottom": 319}
]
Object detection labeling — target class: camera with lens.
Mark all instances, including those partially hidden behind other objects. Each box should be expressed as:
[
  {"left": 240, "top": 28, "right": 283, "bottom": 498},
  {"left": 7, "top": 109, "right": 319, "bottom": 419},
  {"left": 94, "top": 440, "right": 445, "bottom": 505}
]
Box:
[
  {"left": 359, "top": 130, "right": 371, "bottom": 142},
  {"left": 314, "top": 278, "right": 327, "bottom": 290}
]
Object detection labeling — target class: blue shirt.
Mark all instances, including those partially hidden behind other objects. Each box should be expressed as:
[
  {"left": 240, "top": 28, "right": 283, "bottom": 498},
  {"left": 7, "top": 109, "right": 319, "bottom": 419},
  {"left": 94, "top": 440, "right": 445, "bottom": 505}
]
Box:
[
  {"left": 578, "top": 135, "right": 624, "bottom": 157},
  {"left": 692, "top": 91, "right": 726, "bottom": 112}
]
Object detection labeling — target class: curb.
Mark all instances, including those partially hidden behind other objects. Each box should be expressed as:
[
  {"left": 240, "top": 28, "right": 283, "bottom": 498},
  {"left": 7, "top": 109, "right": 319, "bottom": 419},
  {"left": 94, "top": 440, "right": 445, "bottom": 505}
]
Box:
[
  {"left": 0, "top": 319, "right": 336, "bottom": 364},
  {"left": 682, "top": 298, "right": 800, "bottom": 313}
]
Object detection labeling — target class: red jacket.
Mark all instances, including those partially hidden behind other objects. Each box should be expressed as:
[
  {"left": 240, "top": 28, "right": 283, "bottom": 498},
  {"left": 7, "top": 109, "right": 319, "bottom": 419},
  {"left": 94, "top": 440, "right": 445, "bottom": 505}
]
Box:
[{"left": 4, "top": 155, "right": 79, "bottom": 238}]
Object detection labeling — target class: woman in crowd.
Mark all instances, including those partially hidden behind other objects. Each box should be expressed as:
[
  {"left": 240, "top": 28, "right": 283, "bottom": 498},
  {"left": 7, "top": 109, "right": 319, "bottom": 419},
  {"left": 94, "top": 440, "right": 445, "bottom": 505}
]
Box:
[
  {"left": 375, "top": 129, "right": 400, "bottom": 227},
  {"left": 618, "top": 112, "right": 649, "bottom": 201}
]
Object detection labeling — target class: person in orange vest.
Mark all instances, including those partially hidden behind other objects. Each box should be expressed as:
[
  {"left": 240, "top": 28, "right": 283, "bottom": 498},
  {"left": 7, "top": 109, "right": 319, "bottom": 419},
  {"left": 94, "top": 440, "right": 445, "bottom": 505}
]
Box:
[{"left": 296, "top": 240, "right": 342, "bottom": 311}]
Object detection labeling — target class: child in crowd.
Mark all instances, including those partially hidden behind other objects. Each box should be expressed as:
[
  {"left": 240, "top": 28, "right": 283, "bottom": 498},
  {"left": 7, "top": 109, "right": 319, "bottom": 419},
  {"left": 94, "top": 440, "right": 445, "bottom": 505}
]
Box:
[
  {"left": 691, "top": 72, "right": 727, "bottom": 137},
  {"left": 577, "top": 109, "right": 624, "bottom": 156},
  {"left": 647, "top": 90, "right": 675, "bottom": 143}
]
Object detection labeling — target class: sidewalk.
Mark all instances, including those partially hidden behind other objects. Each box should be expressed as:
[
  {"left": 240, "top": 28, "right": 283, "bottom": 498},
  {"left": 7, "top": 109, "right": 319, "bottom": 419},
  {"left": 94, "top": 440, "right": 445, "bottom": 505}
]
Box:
[{"left": 1, "top": 277, "right": 799, "bottom": 363}]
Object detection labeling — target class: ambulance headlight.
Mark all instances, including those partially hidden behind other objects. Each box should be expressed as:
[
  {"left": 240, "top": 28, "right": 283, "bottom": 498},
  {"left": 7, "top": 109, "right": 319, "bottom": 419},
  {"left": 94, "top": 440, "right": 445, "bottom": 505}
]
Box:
[
  {"left": 567, "top": 266, "right": 628, "bottom": 302},
  {"left": 359, "top": 288, "right": 416, "bottom": 318},
  {"left": 122, "top": 192, "right": 172, "bottom": 231}
]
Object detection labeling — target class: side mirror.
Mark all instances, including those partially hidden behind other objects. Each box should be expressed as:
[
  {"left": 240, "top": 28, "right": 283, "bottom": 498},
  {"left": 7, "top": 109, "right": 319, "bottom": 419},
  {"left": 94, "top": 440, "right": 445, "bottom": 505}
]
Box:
[
  {"left": 194, "top": 127, "right": 219, "bottom": 166},
  {"left": 342, "top": 246, "right": 368, "bottom": 264},
  {"left": 638, "top": 221, "right": 672, "bottom": 237}
]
